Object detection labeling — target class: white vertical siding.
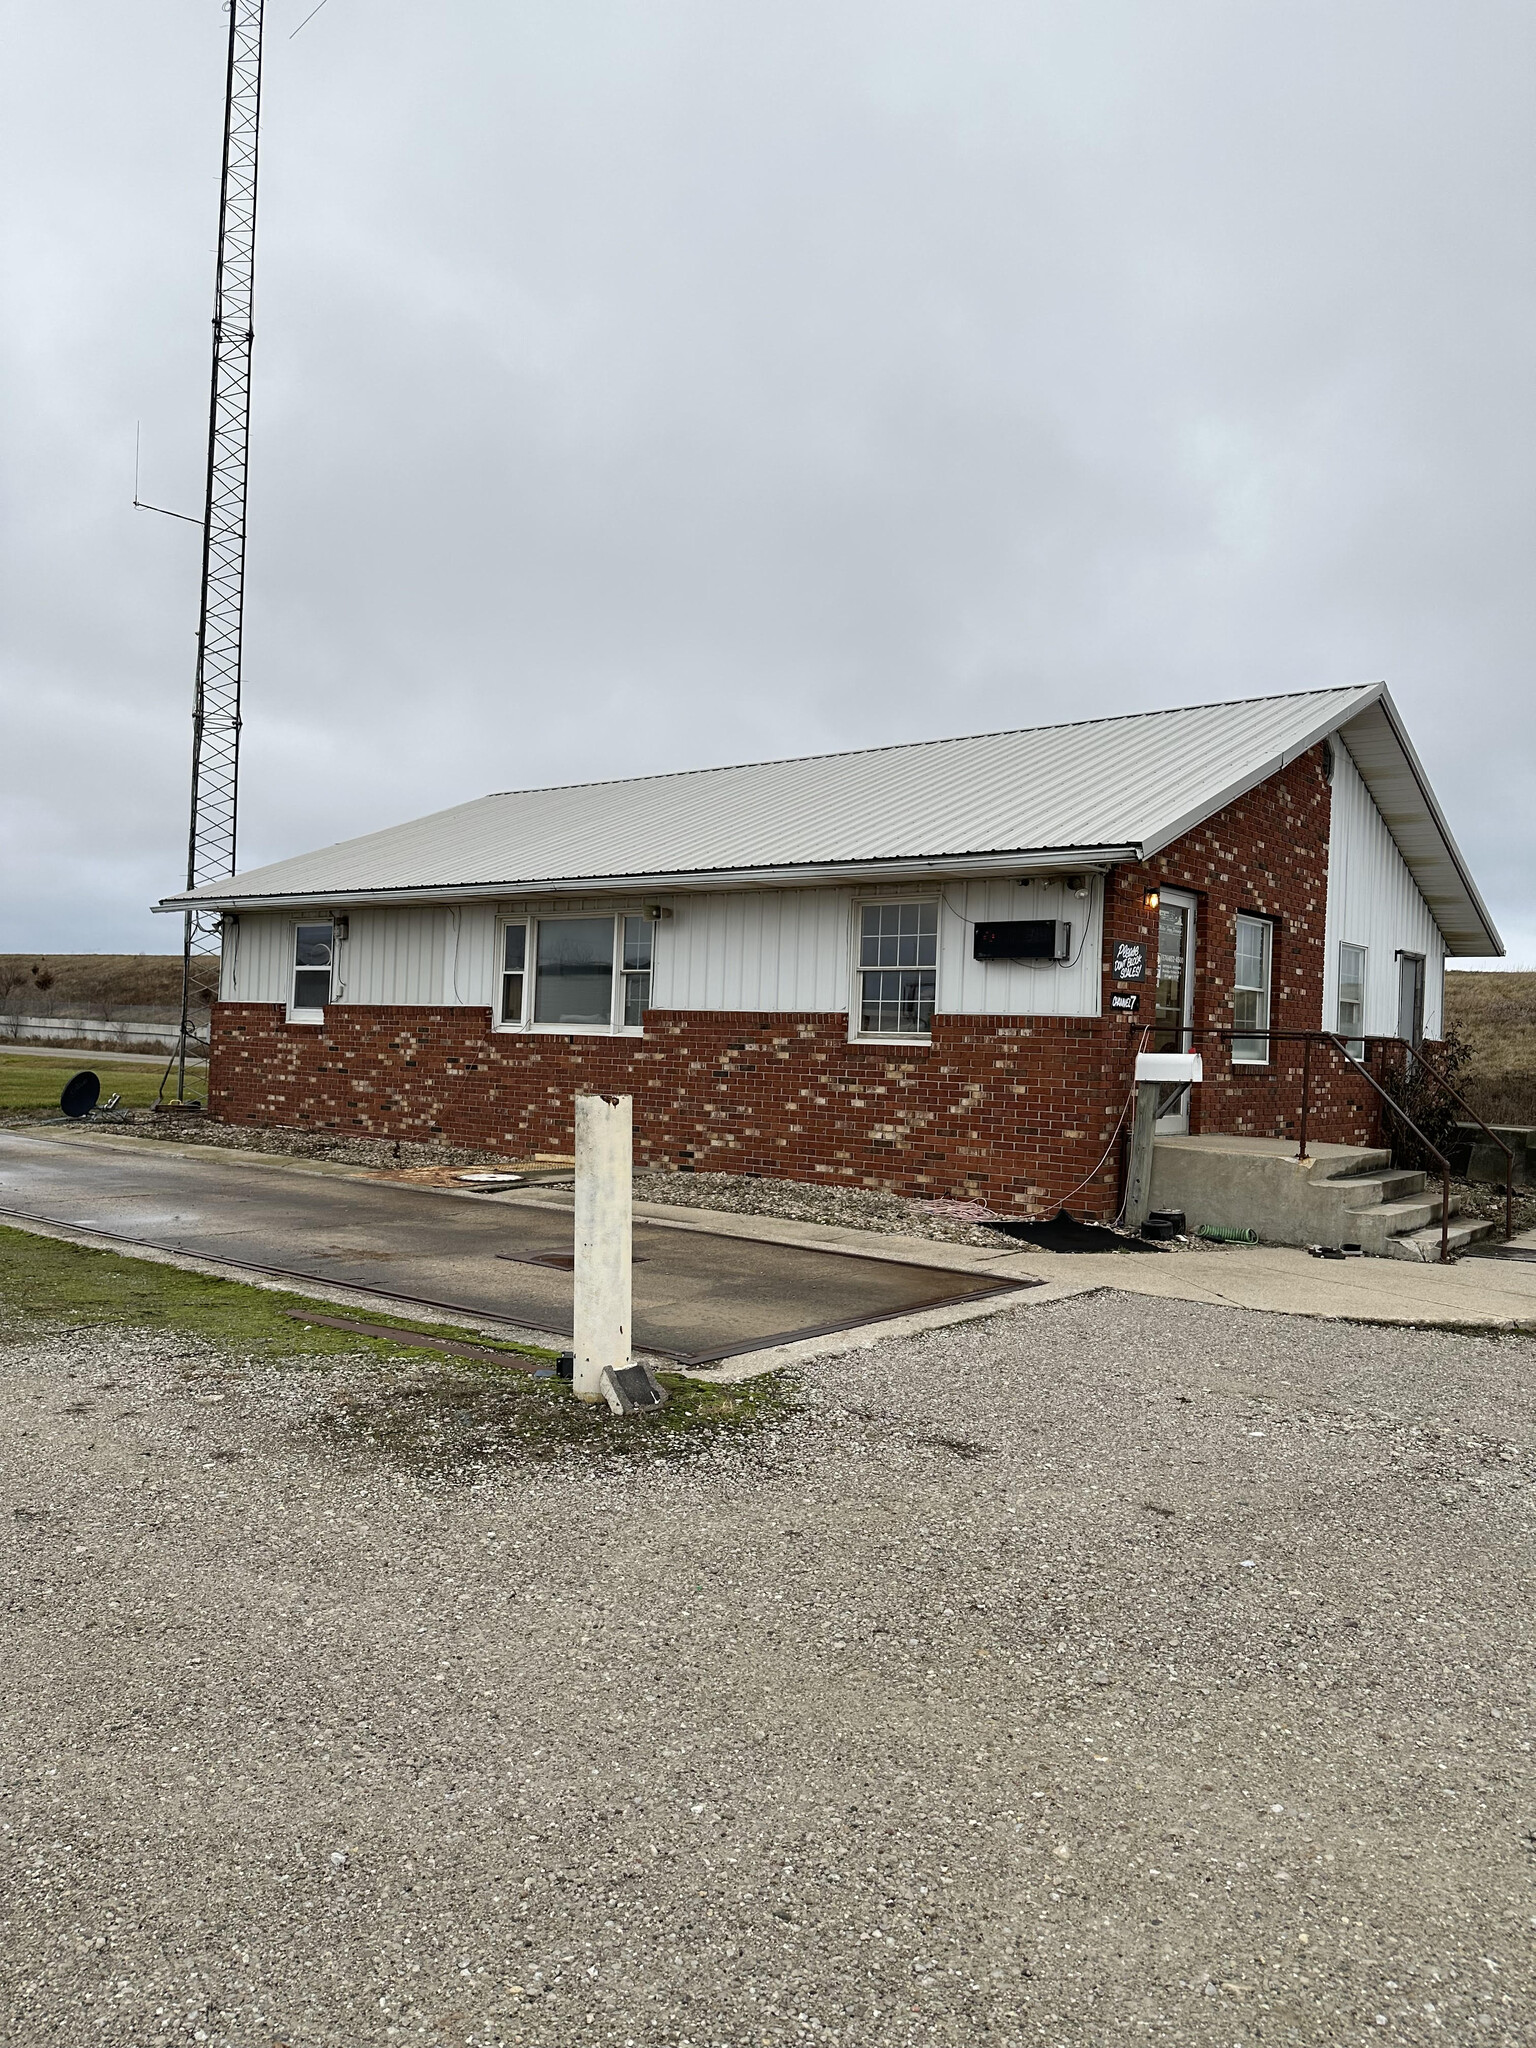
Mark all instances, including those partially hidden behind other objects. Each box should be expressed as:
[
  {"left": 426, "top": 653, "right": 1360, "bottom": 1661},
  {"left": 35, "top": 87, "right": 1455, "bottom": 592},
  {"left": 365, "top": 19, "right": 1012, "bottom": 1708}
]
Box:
[
  {"left": 652, "top": 889, "right": 851, "bottom": 1012},
  {"left": 938, "top": 874, "right": 1103, "bottom": 1018},
  {"left": 221, "top": 911, "right": 290, "bottom": 1003},
  {"left": 442, "top": 902, "right": 499, "bottom": 1009},
  {"left": 220, "top": 907, "right": 450, "bottom": 1010},
  {"left": 648, "top": 876, "right": 1101, "bottom": 1017},
  {"left": 1323, "top": 739, "right": 1447, "bottom": 1040},
  {"left": 220, "top": 881, "right": 1105, "bottom": 1021},
  {"left": 341, "top": 907, "right": 448, "bottom": 1007}
]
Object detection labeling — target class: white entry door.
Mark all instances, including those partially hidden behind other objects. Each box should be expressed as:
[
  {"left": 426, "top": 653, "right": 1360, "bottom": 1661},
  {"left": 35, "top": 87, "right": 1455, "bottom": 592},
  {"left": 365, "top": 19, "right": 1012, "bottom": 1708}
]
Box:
[{"left": 1153, "top": 889, "right": 1198, "bottom": 1134}]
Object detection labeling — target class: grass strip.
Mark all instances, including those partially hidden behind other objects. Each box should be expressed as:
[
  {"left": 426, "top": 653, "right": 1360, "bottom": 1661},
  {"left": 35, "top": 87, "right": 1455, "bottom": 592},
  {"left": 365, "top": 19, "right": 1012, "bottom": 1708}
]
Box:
[
  {"left": 0, "top": 1049, "right": 185, "bottom": 1115},
  {"left": 0, "top": 1223, "right": 788, "bottom": 1459},
  {"left": 0, "top": 1221, "right": 555, "bottom": 1365}
]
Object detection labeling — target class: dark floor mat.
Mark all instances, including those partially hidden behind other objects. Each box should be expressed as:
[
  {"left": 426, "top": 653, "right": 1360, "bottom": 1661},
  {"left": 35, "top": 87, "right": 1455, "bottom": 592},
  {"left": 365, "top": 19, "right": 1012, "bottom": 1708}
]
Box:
[{"left": 985, "top": 1208, "right": 1165, "bottom": 1253}]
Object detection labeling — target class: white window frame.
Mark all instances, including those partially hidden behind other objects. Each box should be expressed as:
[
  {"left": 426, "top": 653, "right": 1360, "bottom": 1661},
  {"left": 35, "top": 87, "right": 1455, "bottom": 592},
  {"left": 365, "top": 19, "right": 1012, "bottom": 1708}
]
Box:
[
  {"left": 289, "top": 918, "right": 335, "bottom": 1023},
  {"left": 495, "top": 911, "right": 652, "bottom": 1036},
  {"left": 1231, "top": 913, "right": 1273, "bottom": 1065},
  {"left": 1336, "top": 941, "right": 1367, "bottom": 1061},
  {"left": 497, "top": 919, "right": 528, "bottom": 1028},
  {"left": 849, "top": 897, "right": 939, "bottom": 1044}
]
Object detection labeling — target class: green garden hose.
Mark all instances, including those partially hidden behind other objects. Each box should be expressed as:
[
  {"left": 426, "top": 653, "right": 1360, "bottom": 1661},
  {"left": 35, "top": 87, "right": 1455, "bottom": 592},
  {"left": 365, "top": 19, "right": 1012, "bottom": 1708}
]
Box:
[{"left": 1196, "top": 1224, "right": 1258, "bottom": 1243}]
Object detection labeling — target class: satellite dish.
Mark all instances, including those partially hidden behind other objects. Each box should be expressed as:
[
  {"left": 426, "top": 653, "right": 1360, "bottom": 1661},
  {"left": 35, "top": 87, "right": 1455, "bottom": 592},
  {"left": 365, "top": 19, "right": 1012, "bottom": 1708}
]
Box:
[{"left": 60, "top": 1071, "right": 101, "bottom": 1119}]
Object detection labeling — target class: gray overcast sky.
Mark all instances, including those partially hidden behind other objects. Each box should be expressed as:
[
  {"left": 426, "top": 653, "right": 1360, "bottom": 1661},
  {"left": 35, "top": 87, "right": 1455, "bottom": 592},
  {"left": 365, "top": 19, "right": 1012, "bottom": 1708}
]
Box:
[{"left": 2, "top": 1, "right": 1532, "bottom": 960}]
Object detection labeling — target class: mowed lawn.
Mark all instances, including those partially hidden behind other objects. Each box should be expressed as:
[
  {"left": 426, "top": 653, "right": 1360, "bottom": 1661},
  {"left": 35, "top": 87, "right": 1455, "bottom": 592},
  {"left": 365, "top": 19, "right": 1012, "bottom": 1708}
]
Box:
[{"left": 0, "top": 1049, "right": 200, "bottom": 1115}]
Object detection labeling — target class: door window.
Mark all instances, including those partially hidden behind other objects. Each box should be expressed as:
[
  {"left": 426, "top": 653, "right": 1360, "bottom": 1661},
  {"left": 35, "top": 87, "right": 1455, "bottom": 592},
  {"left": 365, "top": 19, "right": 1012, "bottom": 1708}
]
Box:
[{"left": 1153, "top": 901, "right": 1190, "bottom": 1051}]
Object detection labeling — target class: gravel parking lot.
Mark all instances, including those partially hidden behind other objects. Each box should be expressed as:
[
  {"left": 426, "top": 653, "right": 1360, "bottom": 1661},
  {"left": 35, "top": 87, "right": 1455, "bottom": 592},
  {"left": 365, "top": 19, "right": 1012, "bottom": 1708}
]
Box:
[{"left": 2, "top": 1290, "right": 1533, "bottom": 2047}]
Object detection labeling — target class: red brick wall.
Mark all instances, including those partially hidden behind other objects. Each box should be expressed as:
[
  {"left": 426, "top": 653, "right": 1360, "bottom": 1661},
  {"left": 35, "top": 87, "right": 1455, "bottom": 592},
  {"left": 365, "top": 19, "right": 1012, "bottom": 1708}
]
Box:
[
  {"left": 1100, "top": 745, "right": 1383, "bottom": 1150},
  {"left": 207, "top": 743, "right": 1388, "bottom": 1212},
  {"left": 207, "top": 1004, "right": 1127, "bottom": 1213}
]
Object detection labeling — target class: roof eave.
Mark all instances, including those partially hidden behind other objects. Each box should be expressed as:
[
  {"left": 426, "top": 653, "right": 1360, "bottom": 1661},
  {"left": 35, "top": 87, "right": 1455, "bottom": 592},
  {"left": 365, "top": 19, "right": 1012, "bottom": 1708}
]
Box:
[
  {"left": 1349, "top": 691, "right": 1504, "bottom": 957},
  {"left": 154, "top": 844, "right": 1142, "bottom": 915},
  {"left": 1135, "top": 680, "right": 1385, "bottom": 863}
]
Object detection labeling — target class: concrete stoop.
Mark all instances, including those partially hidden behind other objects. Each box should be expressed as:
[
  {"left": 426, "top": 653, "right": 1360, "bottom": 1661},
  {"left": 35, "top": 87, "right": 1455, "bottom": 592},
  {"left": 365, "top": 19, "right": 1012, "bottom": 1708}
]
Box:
[{"left": 1148, "top": 1135, "right": 1498, "bottom": 1260}]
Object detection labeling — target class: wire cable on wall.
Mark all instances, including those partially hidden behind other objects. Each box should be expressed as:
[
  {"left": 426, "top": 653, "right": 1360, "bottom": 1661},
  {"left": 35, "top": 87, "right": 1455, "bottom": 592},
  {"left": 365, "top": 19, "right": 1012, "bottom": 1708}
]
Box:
[{"left": 1051, "top": 1024, "right": 1151, "bottom": 1218}]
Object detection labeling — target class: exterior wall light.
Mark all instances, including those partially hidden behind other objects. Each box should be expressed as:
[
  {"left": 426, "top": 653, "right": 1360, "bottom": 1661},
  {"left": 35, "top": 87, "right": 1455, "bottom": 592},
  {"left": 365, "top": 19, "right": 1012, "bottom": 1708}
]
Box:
[{"left": 1144, "top": 888, "right": 1160, "bottom": 911}]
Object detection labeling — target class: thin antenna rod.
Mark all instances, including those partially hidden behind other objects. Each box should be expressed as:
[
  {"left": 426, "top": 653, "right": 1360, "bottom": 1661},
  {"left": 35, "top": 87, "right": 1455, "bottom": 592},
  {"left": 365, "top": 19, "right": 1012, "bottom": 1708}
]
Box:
[
  {"left": 290, "top": 0, "right": 331, "bottom": 37},
  {"left": 177, "top": 0, "right": 265, "bottom": 1103}
]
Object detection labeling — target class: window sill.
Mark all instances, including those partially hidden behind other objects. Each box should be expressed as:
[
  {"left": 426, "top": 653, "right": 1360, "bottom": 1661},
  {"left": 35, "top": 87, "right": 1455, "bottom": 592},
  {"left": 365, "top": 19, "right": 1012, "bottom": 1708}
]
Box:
[
  {"left": 286, "top": 1011, "right": 326, "bottom": 1026},
  {"left": 850, "top": 1032, "right": 933, "bottom": 1047},
  {"left": 497, "top": 1022, "right": 644, "bottom": 1037}
]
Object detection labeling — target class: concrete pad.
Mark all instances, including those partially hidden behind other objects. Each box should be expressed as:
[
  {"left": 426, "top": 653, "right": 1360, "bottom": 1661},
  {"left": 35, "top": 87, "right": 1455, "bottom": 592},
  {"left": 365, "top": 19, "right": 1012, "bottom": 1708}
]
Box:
[
  {"left": 11, "top": 1125, "right": 1532, "bottom": 1353},
  {"left": 0, "top": 1130, "right": 1030, "bottom": 1366}
]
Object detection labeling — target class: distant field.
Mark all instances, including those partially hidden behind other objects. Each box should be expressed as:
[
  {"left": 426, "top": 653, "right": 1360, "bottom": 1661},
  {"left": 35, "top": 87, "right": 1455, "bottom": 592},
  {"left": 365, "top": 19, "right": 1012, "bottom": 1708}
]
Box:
[
  {"left": 0, "top": 1050, "right": 192, "bottom": 1115},
  {"left": 0, "top": 952, "right": 218, "bottom": 1021},
  {"left": 1443, "top": 970, "right": 1536, "bottom": 1125}
]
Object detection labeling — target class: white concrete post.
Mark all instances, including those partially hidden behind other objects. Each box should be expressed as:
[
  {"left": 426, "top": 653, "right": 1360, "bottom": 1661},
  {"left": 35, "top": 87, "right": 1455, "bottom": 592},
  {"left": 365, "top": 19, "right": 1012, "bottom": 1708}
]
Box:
[{"left": 573, "top": 1092, "right": 632, "bottom": 1405}]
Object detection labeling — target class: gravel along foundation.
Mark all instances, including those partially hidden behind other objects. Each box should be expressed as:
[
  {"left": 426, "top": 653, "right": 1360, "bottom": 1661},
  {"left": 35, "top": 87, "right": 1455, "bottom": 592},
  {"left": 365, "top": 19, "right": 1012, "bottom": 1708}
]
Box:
[{"left": 2, "top": 1225, "right": 1533, "bottom": 2047}]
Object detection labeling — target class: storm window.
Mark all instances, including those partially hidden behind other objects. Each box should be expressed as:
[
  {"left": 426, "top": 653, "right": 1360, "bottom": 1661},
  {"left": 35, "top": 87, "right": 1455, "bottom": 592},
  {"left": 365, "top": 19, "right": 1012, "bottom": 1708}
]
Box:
[{"left": 291, "top": 922, "right": 333, "bottom": 1017}]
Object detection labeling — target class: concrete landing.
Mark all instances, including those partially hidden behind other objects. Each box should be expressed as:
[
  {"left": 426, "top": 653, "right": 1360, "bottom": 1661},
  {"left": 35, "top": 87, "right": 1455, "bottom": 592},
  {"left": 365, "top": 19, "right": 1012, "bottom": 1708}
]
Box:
[{"left": 1148, "top": 1133, "right": 1495, "bottom": 1256}]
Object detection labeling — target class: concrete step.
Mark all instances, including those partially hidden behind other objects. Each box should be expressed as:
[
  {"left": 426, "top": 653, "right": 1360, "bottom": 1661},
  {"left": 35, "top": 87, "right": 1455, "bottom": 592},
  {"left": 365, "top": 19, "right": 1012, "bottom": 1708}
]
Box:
[
  {"left": 1342, "top": 1196, "right": 1439, "bottom": 1255},
  {"left": 1333, "top": 1168, "right": 1429, "bottom": 1207},
  {"left": 1300, "top": 1146, "right": 1393, "bottom": 1183},
  {"left": 1384, "top": 1215, "right": 1499, "bottom": 1263}
]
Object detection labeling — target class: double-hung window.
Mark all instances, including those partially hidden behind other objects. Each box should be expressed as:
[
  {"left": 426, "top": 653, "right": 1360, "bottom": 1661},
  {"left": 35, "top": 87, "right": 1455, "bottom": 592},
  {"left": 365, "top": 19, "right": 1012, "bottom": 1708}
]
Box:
[
  {"left": 496, "top": 912, "right": 656, "bottom": 1032},
  {"left": 858, "top": 902, "right": 937, "bottom": 1037},
  {"left": 1232, "top": 914, "right": 1272, "bottom": 1063},
  {"left": 500, "top": 923, "right": 527, "bottom": 1025},
  {"left": 291, "top": 921, "right": 334, "bottom": 1019},
  {"left": 621, "top": 915, "right": 652, "bottom": 1026},
  {"left": 1336, "top": 942, "right": 1366, "bottom": 1060}
]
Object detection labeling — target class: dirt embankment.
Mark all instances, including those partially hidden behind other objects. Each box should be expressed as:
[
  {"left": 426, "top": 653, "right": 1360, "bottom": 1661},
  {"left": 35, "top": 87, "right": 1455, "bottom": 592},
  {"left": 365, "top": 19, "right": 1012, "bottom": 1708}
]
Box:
[
  {"left": 1444, "top": 969, "right": 1536, "bottom": 1125},
  {"left": 0, "top": 954, "right": 219, "bottom": 1022}
]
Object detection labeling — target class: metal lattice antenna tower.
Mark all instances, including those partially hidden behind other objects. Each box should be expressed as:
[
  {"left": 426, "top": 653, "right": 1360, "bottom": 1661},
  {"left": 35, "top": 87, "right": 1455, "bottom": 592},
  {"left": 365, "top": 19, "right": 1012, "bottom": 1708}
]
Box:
[{"left": 176, "top": 0, "right": 265, "bottom": 1099}]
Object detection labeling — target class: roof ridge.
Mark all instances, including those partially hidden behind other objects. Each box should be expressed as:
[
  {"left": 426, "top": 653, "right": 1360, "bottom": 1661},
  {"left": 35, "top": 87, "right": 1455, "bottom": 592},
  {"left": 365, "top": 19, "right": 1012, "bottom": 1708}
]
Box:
[{"left": 485, "top": 682, "right": 1378, "bottom": 801}]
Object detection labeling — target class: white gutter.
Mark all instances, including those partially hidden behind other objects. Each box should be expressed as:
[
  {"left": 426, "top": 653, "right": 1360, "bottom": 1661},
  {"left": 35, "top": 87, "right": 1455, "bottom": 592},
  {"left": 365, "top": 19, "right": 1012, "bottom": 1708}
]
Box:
[{"left": 154, "top": 845, "right": 1140, "bottom": 914}]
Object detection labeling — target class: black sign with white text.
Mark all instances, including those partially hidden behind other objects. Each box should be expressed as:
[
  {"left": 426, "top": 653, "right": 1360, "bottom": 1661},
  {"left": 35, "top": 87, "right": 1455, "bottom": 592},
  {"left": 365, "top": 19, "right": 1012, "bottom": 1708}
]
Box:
[
  {"left": 1110, "top": 992, "right": 1140, "bottom": 1013},
  {"left": 1112, "top": 940, "right": 1147, "bottom": 982}
]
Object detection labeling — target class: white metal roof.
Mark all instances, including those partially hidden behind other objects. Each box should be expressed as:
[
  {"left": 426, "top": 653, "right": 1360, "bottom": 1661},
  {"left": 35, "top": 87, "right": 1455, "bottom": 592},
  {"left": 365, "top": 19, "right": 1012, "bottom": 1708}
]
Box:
[{"left": 159, "top": 681, "right": 1501, "bottom": 955}]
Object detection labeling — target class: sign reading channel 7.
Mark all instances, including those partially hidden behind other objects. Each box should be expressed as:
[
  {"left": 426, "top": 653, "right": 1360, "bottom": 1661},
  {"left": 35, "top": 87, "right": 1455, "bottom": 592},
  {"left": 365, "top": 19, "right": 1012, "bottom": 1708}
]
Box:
[{"left": 1113, "top": 940, "right": 1147, "bottom": 983}]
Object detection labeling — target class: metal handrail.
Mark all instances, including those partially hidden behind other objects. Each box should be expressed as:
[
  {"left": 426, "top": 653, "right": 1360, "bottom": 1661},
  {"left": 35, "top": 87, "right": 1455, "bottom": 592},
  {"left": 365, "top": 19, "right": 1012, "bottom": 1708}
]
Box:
[
  {"left": 1146, "top": 1026, "right": 1457, "bottom": 1263},
  {"left": 1383, "top": 1041, "right": 1515, "bottom": 1245}
]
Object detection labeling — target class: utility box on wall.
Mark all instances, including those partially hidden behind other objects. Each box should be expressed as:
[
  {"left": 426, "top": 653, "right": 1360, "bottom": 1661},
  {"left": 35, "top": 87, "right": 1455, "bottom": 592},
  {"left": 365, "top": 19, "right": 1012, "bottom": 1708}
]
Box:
[{"left": 972, "top": 919, "right": 1070, "bottom": 963}]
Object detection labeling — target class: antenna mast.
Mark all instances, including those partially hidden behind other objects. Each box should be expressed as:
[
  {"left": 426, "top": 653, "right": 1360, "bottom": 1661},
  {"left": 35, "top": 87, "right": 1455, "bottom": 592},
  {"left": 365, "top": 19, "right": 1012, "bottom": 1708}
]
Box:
[{"left": 175, "top": 0, "right": 266, "bottom": 1101}]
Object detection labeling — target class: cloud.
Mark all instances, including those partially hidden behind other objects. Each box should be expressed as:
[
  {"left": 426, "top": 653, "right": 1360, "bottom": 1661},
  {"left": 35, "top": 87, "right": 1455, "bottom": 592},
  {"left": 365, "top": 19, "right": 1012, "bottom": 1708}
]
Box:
[{"left": 2, "top": 0, "right": 1532, "bottom": 957}]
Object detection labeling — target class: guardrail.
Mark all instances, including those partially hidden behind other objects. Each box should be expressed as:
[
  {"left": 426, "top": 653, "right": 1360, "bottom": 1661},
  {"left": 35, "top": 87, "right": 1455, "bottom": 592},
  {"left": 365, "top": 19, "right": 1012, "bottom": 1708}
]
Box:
[{"left": 0, "top": 1015, "right": 189, "bottom": 1052}]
